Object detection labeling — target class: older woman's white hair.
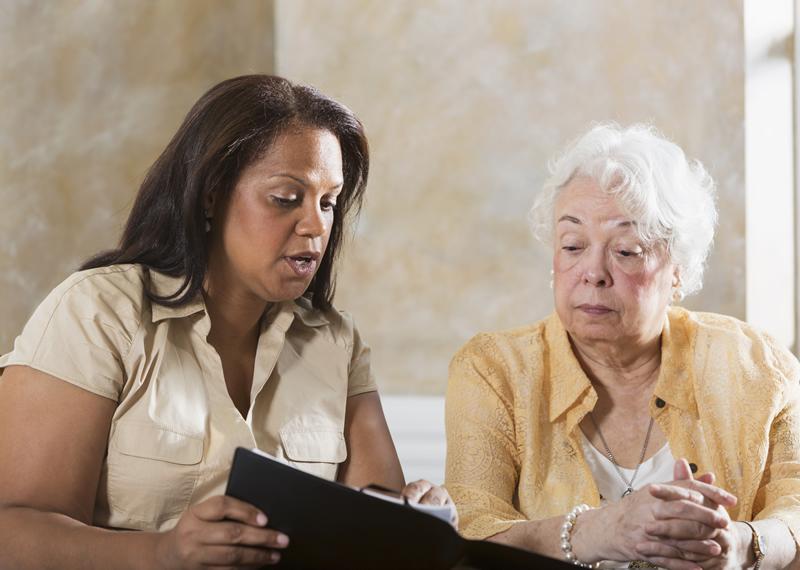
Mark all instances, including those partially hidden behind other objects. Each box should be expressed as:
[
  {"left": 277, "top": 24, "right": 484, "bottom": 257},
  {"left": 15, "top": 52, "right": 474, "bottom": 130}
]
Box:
[{"left": 529, "top": 123, "right": 718, "bottom": 299}]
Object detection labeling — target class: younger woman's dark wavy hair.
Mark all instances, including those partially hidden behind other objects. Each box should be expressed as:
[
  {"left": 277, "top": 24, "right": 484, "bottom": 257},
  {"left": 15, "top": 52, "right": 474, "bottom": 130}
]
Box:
[{"left": 81, "top": 75, "right": 369, "bottom": 312}]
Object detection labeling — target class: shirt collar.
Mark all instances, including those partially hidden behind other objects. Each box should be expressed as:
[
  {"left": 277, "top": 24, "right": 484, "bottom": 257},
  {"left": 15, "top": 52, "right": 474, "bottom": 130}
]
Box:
[
  {"left": 546, "top": 307, "right": 698, "bottom": 425},
  {"left": 148, "top": 271, "right": 205, "bottom": 323},
  {"left": 148, "top": 270, "right": 331, "bottom": 330},
  {"left": 290, "top": 295, "right": 331, "bottom": 328},
  {"left": 652, "top": 307, "right": 698, "bottom": 417},
  {"left": 546, "top": 313, "right": 596, "bottom": 425}
]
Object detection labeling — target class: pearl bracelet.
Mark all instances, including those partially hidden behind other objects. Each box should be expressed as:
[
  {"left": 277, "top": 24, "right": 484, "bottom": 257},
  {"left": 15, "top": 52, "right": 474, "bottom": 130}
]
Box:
[{"left": 560, "top": 503, "right": 595, "bottom": 568}]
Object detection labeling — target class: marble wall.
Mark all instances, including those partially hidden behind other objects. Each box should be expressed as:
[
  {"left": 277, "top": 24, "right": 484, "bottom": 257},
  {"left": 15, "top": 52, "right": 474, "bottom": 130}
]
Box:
[
  {"left": 275, "top": 0, "right": 746, "bottom": 394},
  {"left": 1, "top": 0, "right": 274, "bottom": 353},
  {"left": 2, "top": 1, "right": 753, "bottom": 395}
]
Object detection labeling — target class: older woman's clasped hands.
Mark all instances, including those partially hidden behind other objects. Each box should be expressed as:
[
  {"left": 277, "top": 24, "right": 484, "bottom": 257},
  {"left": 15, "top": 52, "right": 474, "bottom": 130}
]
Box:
[{"left": 582, "top": 459, "right": 742, "bottom": 570}]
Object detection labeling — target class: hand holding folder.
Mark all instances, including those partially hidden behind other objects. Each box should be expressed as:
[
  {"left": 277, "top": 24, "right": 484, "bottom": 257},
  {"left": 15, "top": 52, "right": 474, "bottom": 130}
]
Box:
[{"left": 225, "top": 447, "right": 572, "bottom": 569}]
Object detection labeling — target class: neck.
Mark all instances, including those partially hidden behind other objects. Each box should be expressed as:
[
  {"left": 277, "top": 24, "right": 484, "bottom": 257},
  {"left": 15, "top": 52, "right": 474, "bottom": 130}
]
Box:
[
  {"left": 569, "top": 333, "right": 662, "bottom": 393},
  {"left": 203, "top": 278, "right": 269, "bottom": 348}
]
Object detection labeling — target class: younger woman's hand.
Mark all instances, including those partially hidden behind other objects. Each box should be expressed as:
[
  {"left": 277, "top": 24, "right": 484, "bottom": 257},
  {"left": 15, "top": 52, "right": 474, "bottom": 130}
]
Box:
[
  {"left": 401, "top": 479, "right": 459, "bottom": 527},
  {"left": 155, "top": 495, "right": 289, "bottom": 570}
]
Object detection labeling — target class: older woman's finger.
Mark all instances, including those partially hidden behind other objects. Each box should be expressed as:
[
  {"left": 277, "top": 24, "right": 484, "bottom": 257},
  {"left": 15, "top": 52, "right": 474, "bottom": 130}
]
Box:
[
  {"left": 645, "top": 518, "right": 721, "bottom": 540},
  {"left": 401, "top": 479, "right": 433, "bottom": 503},
  {"left": 649, "top": 483, "right": 707, "bottom": 505},
  {"left": 673, "top": 480, "right": 737, "bottom": 508},
  {"left": 633, "top": 543, "right": 703, "bottom": 570},
  {"left": 661, "top": 538, "right": 722, "bottom": 558},
  {"left": 696, "top": 472, "right": 715, "bottom": 485},
  {"left": 636, "top": 541, "right": 709, "bottom": 563},
  {"left": 651, "top": 500, "right": 729, "bottom": 529}
]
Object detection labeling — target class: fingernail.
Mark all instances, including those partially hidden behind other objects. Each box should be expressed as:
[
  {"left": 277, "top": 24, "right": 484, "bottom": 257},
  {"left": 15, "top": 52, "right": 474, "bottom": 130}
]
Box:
[
  {"left": 256, "top": 513, "right": 267, "bottom": 526},
  {"left": 270, "top": 551, "right": 281, "bottom": 563},
  {"left": 277, "top": 534, "right": 289, "bottom": 547}
]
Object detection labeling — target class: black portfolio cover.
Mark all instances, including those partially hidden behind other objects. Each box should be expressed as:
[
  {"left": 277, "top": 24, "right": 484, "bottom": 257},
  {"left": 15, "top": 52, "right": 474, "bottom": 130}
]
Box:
[{"left": 225, "top": 447, "right": 572, "bottom": 569}]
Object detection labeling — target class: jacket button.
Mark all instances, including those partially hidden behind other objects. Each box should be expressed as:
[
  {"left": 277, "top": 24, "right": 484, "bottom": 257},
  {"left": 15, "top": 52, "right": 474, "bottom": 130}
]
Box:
[
  {"left": 689, "top": 463, "right": 698, "bottom": 473},
  {"left": 655, "top": 397, "right": 666, "bottom": 408}
]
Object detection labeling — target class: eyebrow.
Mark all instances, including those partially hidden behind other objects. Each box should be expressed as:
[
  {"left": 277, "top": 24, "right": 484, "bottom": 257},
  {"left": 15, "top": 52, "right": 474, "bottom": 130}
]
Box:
[
  {"left": 268, "top": 173, "right": 344, "bottom": 191},
  {"left": 557, "top": 215, "right": 635, "bottom": 228}
]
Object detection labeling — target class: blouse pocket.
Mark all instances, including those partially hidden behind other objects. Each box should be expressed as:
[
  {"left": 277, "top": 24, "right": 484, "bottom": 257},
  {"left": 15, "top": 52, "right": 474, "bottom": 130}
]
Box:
[
  {"left": 106, "top": 420, "right": 204, "bottom": 525},
  {"left": 280, "top": 429, "right": 347, "bottom": 480}
]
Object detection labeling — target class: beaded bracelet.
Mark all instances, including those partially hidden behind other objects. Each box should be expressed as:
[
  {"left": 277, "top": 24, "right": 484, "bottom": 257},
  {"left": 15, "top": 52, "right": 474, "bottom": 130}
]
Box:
[{"left": 560, "top": 503, "right": 595, "bottom": 568}]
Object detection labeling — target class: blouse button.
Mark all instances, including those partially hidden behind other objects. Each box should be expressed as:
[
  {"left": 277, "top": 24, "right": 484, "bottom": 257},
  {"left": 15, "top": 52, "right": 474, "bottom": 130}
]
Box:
[
  {"left": 689, "top": 463, "right": 698, "bottom": 473},
  {"left": 655, "top": 397, "right": 666, "bottom": 408}
]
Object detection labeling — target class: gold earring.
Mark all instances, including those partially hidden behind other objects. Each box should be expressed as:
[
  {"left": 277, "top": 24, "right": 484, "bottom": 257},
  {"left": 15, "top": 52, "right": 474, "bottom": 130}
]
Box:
[{"left": 671, "top": 277, "right": 683, "bottom": 303}]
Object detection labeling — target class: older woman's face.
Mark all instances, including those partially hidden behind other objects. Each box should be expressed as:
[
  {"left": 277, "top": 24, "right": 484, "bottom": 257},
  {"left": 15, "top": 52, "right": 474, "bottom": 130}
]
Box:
[{"left": 553, "top": 176, "right": 676, "bottom": 347}]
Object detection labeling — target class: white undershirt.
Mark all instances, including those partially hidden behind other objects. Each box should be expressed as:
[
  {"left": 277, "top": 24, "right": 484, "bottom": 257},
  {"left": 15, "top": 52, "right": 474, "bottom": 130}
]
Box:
[
  {"left": 580, "top": 432, "right": 676, "bottom": 505},
  {"left": 580, "top": 434, "right": 676, "bottom": 569}
]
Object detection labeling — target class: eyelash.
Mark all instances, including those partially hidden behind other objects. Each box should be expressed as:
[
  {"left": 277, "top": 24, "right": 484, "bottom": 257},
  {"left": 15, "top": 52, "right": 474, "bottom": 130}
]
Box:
[
  {"left": 272, "top": 196, "right": 337, "bottom": 212},
  {"left": 560, "top": 246, "right": 643, "bottom": 258}
]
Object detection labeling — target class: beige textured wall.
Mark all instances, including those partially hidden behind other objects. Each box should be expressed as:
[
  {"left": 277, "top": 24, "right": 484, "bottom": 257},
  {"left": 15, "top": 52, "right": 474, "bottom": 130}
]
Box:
[
  {"left": 1, "top": 1, "right": 274, "bottom": 353},
  {"left": 276, "top": 0, "right": 746, "bottom": 394}
]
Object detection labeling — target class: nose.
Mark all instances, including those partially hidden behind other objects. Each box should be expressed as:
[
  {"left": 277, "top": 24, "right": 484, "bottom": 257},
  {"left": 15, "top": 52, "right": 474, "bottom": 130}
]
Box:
[
  {"left": 582, "top": 248, "right": 612, "bottom": 288},
  {"left": 295, "top": 202, "right": 327, "bottom": 238}
]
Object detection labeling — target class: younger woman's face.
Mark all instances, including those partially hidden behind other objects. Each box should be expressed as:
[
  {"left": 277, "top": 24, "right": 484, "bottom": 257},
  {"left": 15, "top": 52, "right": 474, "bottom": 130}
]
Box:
[{"left": 207, "top": 127, "right": 344, "bottom": 304}]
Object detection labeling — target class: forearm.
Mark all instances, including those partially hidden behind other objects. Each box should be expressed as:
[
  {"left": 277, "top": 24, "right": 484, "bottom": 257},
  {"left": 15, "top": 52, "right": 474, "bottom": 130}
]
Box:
[
  {"left": 746, "top": 519, "right": 798, "bottom": 570},
  {"left": 488, "top": 515, "right": 567, "bottom": 560},
  {"left": 0, "top": 506, "right": 161, "bottom": 570},
  {"left": 489, "top": 507, "right": 620, "bottom": 564}
]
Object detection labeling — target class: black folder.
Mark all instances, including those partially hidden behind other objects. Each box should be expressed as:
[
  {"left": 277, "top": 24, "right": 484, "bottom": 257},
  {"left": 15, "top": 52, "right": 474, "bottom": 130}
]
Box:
[{"left": 225, "top": 447, "right": 572, "bottom": 569}]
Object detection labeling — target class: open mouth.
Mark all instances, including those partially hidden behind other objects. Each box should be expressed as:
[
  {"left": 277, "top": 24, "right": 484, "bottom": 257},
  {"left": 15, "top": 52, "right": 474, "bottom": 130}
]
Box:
[{"left": 285, "top": 255, "right": 318, "bottom": 277}]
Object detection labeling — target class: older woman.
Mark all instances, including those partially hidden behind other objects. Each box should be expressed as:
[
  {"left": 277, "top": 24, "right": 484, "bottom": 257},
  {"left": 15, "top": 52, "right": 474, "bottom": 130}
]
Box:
[
  {"left": 446, "top": 124, "right": 800, "bottom": 570},
  {"left": 0, "top": 75, "right": 452, "bottom": 570}
]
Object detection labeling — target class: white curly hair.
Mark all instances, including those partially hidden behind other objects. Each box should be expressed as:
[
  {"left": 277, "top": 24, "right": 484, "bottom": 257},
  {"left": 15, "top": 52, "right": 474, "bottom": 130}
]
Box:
[{"left": 529, "top": 122, "right": 718, "bottom": 298}]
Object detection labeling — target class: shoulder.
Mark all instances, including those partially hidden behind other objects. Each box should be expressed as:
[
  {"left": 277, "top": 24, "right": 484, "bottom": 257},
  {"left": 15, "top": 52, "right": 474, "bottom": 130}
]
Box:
[
  {"left": 289, "top": 296, "right": 362, "bottom": 350},
  {"left": 450, "top": 316, "right": 550, "bottom": 376},
  {"left": 43, "top": 264, "right": 148, "bottom": 326},
  {"left": 675, "top": 307, "right": 800, "bottom": 386}
]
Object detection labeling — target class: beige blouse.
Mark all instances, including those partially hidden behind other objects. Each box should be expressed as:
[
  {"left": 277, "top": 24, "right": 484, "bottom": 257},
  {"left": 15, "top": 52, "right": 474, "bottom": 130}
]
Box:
[{"left": 0, "top": 264, "right": 377, "bottom": 531}]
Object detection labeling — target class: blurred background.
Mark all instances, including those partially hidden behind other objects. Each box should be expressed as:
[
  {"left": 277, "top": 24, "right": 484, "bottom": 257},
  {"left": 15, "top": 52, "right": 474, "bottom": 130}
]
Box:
[{"left": 2, "top": 0, "right": 797, "bottom": 481}]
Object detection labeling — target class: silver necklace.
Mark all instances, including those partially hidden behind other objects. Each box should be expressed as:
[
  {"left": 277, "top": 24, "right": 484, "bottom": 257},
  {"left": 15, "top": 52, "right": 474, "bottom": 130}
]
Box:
[{"left": 588, "top": 413, "right": 654, "bottom": 498}]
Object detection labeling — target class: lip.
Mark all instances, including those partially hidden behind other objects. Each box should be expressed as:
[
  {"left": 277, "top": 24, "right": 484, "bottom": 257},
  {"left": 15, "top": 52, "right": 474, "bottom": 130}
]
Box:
[
  {"left": 283, "top": 251, "right": 321, "bottom": 278},
  {"left": 577, "top": 304, "right": 614, "bottom": 315},
  {"left": 285, "top": 250, "right": 321, "bottom": 261}
]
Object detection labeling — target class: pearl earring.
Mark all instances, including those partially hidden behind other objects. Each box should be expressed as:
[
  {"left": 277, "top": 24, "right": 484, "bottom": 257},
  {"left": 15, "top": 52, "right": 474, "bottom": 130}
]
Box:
[
  {"left": 204, "top": 210, "right": 212, "bottom": 233},
  {"left": 549, "top": 269, "right": 554, "bottom": 289}
]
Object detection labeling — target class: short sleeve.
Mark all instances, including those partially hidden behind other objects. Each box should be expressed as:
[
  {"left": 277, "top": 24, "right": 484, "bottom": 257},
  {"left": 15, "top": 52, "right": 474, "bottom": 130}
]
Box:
[
  {"left": 344, "top": 314, "right": 377, "bottom": 398},
  {"left": 0, "top": 271, "right": 140, "bottom": 401},
  {"left": 445, "top": 334, "right": 526, "bottom": 540}
]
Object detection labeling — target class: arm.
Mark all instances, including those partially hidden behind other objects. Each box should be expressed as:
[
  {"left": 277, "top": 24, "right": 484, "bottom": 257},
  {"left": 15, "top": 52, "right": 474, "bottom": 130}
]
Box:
[
  {"left": 0, "top": 365, "right": 159, "bottom": 570},
  {"left": 445, "top": 343, "right": 589, "bottom": 557},
  {"left": 0, "top": 366, "right": 284, "bottom": 570},
  {"left": 337, "top": 390, "right": 405, "bottom": 490}
]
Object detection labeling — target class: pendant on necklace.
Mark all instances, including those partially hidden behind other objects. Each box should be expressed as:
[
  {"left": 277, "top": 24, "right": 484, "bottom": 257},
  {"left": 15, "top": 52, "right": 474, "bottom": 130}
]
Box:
[{"left": 622, "top": 487, "right": 634, "bottom": 498}]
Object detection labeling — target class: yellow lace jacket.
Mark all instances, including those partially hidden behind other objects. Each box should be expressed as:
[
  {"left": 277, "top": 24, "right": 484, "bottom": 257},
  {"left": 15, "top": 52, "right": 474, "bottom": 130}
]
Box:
[{"left": 445, "top": 307, "right": 800, "bottom": 543}]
